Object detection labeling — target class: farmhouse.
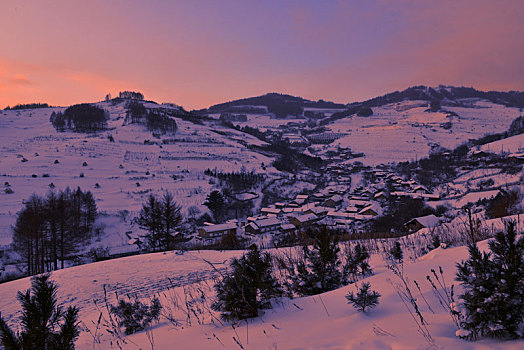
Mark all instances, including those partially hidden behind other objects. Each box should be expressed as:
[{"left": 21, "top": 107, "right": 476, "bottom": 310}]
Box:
[
  {"left": 244, "top": 217, "right": 282, "bottom": 235},
  {"left": 358, "top": 203, "right": 382, "bottom": 217},
  {"left": 260, "top": 207, "right": 282, "bottom": 216},
  {"left": 198, "top": 222, "right": 237, "bottom": 239},
  {"left": 404, "top": 214, "right": 440, "bottom": 232},
  {"left": 289, "top": 213, "right": 318, "bottom": 230}
]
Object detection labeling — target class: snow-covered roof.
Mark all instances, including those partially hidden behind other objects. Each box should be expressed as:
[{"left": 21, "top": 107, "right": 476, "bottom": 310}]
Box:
[
  {"left": 200, "top": 222, "right": 237, "bottom": 233},
  {"left": 281, "top": 223, "right": 295, "bottom": 230},
  {"left": 359, "top": 204, "right": 382, "bottom": 216},
  {"left": 253, "top": 217, "right": 281, "bottom": 228},
  {"left": 292, "top": 213, "right": 318, "bottom": 223},
  {"left": 406, "top": 214, "right": 440, "bottom": 228},
  {"left": 261, "top": 207, "right": 281, "bottom": 214}
]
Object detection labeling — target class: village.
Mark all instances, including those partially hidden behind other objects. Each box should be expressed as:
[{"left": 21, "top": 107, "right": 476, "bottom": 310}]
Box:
[{"left": 195, "top": 166, "right": 442, "bottom": 246}]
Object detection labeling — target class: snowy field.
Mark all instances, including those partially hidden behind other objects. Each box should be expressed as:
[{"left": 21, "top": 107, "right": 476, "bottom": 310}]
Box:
[
  {"left": 327, "top": 100, "right": 521, "bottom": 165},
  {"left": 0, "top": 233, "right": 522, "bottom": 349},
  {"left": 0, "top": 102, "right": 278, "bottom": 246}
]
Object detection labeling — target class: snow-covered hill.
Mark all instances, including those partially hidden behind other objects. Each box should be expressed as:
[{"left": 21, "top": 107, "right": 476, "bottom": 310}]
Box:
[
  {"left": 0, "top": 232, "right": 522, "bottom": 349},
  {"left": 325, "top": 99, "right": 521, "bottom": 165},
  {"left": 0, "top": 100, "right": 277, "bottom": 246}
]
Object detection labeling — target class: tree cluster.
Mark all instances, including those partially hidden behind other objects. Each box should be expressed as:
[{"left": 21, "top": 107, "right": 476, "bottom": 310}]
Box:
[
  {"left": 125, "top": 102, "right": 178, "bottom": 133},
  {"left": 12, "top": 188, "right": 97, "bottom": 275},
  {"left": 204, "top": 169, "right": 265, "bottom": 191},
  {"left": 137, "top": 192, "right": 183, "bottom": 251},
  {"left": 485, "top": 188, "right": 522, "bottom": 219},
  {"left": 371, "top": 197, "right": 436, "bottom": 234},
  {"left": 119, "top": 91, "right": 144, "bottom": 100},
  {"left": 145, "top": 110, "right": 177, "bottom": 133},
  {"left": 50, "top": 104, "right": 108, "bottom": 132},
  {"left": 4, "top": 103, "right": 50, "bottom": 110}
]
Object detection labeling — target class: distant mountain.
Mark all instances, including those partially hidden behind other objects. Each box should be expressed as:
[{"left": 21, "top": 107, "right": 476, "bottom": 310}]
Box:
[
  {"left": 354, "top": 85, "right": 524, "bottom": 109},
  {"left": 204, "top": 93, "right": 346, "bottom": 118},
  {"left": 321, "top": 86, "right": 524, "bottom": 123}
]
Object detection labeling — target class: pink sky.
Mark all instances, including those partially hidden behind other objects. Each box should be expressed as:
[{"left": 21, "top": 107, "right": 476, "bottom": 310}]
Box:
[{"left": 1, "top": 0, "right": 523, "bottom": 109}]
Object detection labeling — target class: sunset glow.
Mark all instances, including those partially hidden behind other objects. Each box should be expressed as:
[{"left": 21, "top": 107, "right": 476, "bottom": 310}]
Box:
[{"left": 1, "top": 0, "right": 523, "bottom": 109}]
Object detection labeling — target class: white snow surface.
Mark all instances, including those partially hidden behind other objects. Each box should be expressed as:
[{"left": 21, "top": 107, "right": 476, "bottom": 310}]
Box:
[{"left": 1, "top": 236, "right": 523, "bottom": 349}]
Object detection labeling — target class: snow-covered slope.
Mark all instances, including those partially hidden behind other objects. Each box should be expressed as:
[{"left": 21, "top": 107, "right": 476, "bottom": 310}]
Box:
[
  {"left": 0, "top": 101, "right": 276, "bottom": 246},
  {"left": 326, "top": 99, "right": 521, "bottom": 165},
  {"left": 0, "top": 235, "right": 522, "bottom": 349}
]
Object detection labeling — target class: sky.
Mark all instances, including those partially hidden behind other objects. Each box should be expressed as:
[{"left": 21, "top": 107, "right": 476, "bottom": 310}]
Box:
[{"left": 0, "top": 0, "right": 523, "bottom": 110}]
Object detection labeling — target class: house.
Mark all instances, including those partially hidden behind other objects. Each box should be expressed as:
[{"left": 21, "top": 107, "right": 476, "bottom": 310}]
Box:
[
  {"left": 358, "top": 204, "right": 382, "bottom": 217},
  {"left": 289, "top": 213, "right": 318, "bottom": 230},
  {"left": 280, "top": 223, "right": 296, "bottom": 234},
  {"left": 244, "top": 217, "right": 282, "bottom": 235},
  {"left": 324, "top": 195, "right": 343, "bottom": 208},
  {"left": 198, "top": 222, "right": 237, "bottom": 239},
  {"left": 348, "top": 200, "right": 372, "bottom": 208},
  {"left": 291, "top": 197, "right": 307, "bottom": 206},
  {"left": 304, "top": 206, "right": 329, "bottom": 217},
  {"left": 404, "top": 214, "right": 440, "bottom": 232},
  {"left": 412, "top": 185, "right": 429, "bottom": 194},
  {"left": 327, "top": 210, "right": 355, "bottom": 221},
  {"left": 260, "top": 207, "right": 282, "bottom": 216}
]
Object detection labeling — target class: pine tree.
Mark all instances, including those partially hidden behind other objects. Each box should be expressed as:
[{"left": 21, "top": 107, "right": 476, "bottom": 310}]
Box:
[
  {"left": 389, "top": 241, "right": 403, "bottom": 264},
  {"left": 0, "top": 274, "right": 80, "bottom": 349},
  {"left": 456, "top": 221, "right": 524, "bottom": 340},
  {"left": 160, "top": 192, "right": 182, "bottom": 251},
  {"left": 346, "top": 282, "right": 381, "bottom": 313},
  {"left": 212, "top": 245, "right": 282, "bottom": 321},
  {"left": 138, "top": 193, "right": 182, "bottom": 251},
  {"left": 203, "top": 190, "right": 225, "bottom": 222},
  {"left": 137, "top": 195, "right": 163, "bottom": 251},
  {"left": 288, "top": 227, "right": 342, "bottom": 296},
  {"left": 343, "top": 243, "right": 372, "bottom": 283}
]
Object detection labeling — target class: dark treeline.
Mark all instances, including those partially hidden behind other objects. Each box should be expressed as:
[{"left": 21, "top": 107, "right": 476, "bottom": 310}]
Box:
[
  {"left": 12, "top": 187, "right": 97, "bottom": 275},
  {"left": 207, "top": 92, "right": 345, "bottom": 118},
  {"left": 50, "top": 104, "right": 108, "bottom": 132},
  {"left": 258, "top": 140, "right": 323, "bottom": 172},
  {"left": 125, "top": 101, "right": 178, "bottom": 133},
  {"left": 4, "top": 103, "right": 50, "bottom": 110},
  {"left": 146, "top": 111, "right": 177, "bottom": 133},
  {"left": 119, "top": 91, "right": 144, "bottom": 100},
  {"left": 204, "top": 169, "right": 265, "bottom": 191}
]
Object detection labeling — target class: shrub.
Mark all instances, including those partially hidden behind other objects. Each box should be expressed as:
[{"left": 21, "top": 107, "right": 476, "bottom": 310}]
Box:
[
  {"left": 455, "top": 221, "right": 524, "bottom": 340},
  {"left": 389, "top": 241, "right": 404, "bottom": 264},
  {"left": 287, "top": 227, "right": 342, "bottom": 296},
  {"left": 110, "top": 297, "right": 162, "bottom": 335},
  {"left": 212, "top": 245, "right": 282, "bottom": 321},
  {"left": 0, "top": 274, "right": 80, "bottom": 349},
  {"left": 346, "top": 282, "right": 381, "bottom": 313},
  {"left": 343, "top": 243, "right": 372, "bottom": 283}
]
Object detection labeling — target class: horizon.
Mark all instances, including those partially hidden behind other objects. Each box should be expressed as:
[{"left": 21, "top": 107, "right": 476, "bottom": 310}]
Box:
[
  {"left": 1, "top": 1, "right": 523, "bottom": 109},
  {"left": 3, "top": 84, "right": 523, "bottom": 111}
]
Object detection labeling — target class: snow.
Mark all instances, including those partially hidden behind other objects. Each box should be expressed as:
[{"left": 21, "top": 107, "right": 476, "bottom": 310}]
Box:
[
  {"left": 2, "top": 237, "right": 522, "bottom": 348},
  {"left": 326, "top": 99, "right": 521, "bottom": 165},
  {"left": 0, "top": 103, "right": 279, "bottom": 246}
]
